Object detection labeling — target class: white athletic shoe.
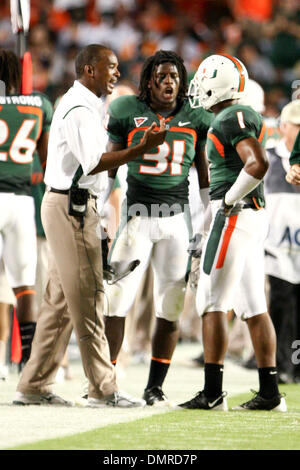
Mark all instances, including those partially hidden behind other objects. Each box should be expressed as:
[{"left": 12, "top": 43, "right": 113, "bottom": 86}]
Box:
[
  {"left": 13, "top": 391, "right": 74, "bottom": 406},
  {"left": 87, "top": 391, "right": 146, "bottom": 408}
]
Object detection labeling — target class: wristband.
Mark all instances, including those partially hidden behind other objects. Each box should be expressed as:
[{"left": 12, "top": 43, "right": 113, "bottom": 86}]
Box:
[{"left": 225, "top": 169, "right": 261, "bottom": 206}]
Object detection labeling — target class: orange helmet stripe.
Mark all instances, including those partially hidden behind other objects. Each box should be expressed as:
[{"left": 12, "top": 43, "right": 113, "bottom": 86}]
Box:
[{"left": 219, "top": 53, "right": 246, "bottom": 92}]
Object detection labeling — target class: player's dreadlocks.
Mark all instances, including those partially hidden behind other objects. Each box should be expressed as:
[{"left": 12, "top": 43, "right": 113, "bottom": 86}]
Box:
[
  {"left": 0, "top": 49, "right": 21, "bottom": 94},
  {"left": 138, "top": 50, "right": 188, "bottom": 105}
]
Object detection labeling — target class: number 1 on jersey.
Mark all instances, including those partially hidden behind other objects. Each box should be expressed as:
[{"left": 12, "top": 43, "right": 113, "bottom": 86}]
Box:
[{"left": 237, "top": 111, "right": 246, "bottom": 129}]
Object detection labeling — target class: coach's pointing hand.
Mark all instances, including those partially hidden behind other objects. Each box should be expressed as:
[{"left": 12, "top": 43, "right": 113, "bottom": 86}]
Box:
[{"left": 141, "top": 119, "right": 166, "bottom": 152}]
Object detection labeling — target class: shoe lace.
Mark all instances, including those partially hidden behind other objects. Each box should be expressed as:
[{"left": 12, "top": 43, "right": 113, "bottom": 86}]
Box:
[
  {"left": 151, "top": 386, "right": 166, "bottom": 400},
  {"left": 41, "top": 393, "right": 60, "bottom": 402},
  {"left": 187, "top": 390, "right": 205, "bottom": 406},
  {"left": 249, "top": 389, "right": 286, "bottom": 401},
  {"left": 244, "top": 389, "right": 260, "bottom": 404},
  {"left": 114, "top": 391, "right": 137, "bottom": 405},
  {"left": 115, "top": 390, "right": 131, "bottom": 401},
  {"left": 197, "top": 390, "right": 227, "bottom": 400}
]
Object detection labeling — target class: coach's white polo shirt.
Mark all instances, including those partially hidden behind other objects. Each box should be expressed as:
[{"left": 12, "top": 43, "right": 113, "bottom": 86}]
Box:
[{"left": 44, "top": 80, "right": 108, "bottom": 196}]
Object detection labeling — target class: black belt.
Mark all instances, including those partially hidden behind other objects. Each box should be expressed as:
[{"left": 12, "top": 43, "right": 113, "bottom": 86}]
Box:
[
  {"left": 49, "top": 187, "right": 97, "bottom": 200},
  {"left": 49, "top": 187, "right": 69, "bottom": 195}
]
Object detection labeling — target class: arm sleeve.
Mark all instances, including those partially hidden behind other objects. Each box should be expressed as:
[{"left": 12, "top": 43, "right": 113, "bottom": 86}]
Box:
[
  {"left": 64, "top": 107, "right": 107, "bottom": 176},
  {"left": 290, "top": 131, "right": 300, "bottom": 165}
]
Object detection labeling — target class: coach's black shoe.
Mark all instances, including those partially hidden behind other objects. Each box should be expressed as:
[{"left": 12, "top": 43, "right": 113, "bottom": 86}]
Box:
[
  {"left": 232, "top": 390, "right": 287, "bottom": 412},
  {"left": 143, "top": 386, "right": 169, "bottom": 407},
  {"left": 178, "top": 390, "right": 228, "bottom": 410}
]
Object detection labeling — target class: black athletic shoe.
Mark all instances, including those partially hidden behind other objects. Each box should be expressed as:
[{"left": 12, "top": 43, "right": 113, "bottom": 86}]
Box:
[
  {"left": 232, "top": 390, "right": 287, "bottom": 411},
  {"left": 178, "top": 390, "right": 228, "bottom": 410},
  {"left": 143, "top": 386, "right": 169, "bottom": 406}
]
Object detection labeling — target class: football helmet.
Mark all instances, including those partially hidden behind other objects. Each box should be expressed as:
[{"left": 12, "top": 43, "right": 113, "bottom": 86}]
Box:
[
  {"left": 189, "top": 54, "right": 248, "bottom": 110},
  {"left": 239, "top": 79, "right": 265, "bottom": 114}
]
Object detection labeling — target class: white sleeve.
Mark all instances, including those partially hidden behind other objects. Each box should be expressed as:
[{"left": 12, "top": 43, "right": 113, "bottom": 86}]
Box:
[
  {"left": 224, "top": 168, "right": 261, "bottom": 206},
  {"left": 63, "top": 107, "right": 107, "bottom": 176}
]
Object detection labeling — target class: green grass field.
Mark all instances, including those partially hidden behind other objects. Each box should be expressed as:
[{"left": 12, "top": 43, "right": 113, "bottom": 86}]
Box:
[
  {"left": 7, "top": 385, "right": 300, "bottom": 450},
  {"left": 1, "top": 343, "right": 300, "bottom": 451}
]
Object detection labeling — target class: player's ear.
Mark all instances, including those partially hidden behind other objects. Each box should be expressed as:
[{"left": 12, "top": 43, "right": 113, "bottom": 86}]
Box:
[{"left": 85, "top": 64, "right": 94, "bottom": 77}]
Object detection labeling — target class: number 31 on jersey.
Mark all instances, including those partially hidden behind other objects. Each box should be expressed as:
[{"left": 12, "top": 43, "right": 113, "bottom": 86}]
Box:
[{"left": 139, "top": 140, "right": 185, "bottom": 175}]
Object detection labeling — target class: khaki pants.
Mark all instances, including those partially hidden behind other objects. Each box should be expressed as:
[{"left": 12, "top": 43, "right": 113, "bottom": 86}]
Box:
[{"left": 17, "top": 190, "right": 117, "bottom": 399}]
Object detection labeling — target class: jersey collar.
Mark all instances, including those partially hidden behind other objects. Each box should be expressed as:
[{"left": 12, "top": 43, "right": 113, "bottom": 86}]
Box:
[{"left": 73, "top": 80, "right": 103, "bottom": 111}]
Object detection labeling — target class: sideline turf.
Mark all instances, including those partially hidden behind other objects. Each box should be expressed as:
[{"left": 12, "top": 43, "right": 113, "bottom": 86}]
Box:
[{"left": 8, "top": 385, "right": 300, "bottom": 450}]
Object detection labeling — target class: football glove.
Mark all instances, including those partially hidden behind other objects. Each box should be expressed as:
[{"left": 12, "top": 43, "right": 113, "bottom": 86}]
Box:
[{"left": 220, "top": 197, "right": 242, "bottom": 217}]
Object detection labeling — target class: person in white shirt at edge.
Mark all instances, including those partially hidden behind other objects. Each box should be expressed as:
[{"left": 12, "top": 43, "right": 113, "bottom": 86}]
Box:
[{"left": 14, "top": 44, "right": 166, "bottom": 407}]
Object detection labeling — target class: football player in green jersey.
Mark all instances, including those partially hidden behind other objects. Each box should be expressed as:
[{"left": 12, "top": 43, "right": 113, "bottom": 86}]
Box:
[
  {"left": 286, "top": 130, "right": 300, "bottom": 184},
  {"left": 0, "top": 49, "right": 53, "bottom": 370},
  {"left": 104, "top": 50, "right": 213, "bottom": 406},
  {"left": 178, "top": 53, "right": 287, "bottom": 412}
]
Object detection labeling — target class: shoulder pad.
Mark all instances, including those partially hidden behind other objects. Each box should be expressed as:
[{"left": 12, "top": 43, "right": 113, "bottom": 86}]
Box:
[{"left": 108, "top": 95, "right": 140, "bottom": 119}]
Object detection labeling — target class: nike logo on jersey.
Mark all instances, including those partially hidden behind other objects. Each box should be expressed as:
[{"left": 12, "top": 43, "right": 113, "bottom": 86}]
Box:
[
  {"left": 269, "top": 371, "right": 277, "bottom": 375},
  {"left": 134, "top": 117, "right": 148, "bottom": 127},
  {"left": 178, "top": 121, "right": 191, "bottom": 126}
]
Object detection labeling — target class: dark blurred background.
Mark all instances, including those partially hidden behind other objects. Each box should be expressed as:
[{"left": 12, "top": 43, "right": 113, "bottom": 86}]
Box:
[{"left": 1, "top": 0, "right": 300, "bottom": 117}]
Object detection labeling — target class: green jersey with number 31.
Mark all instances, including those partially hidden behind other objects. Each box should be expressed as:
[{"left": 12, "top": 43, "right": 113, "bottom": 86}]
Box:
[
  {"left": 0, "top": 92, "right": 53, "bottom": 195},
  {"left": 107, "top": 95, "right": 212, "bottom": 211}
]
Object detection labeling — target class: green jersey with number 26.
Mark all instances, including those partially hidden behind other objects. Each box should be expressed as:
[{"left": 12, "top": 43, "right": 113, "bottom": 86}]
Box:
[
  {"left": 0, "top": 92, "right": 53, "bottom": 195},
  {"left": 107, "top": 95, "right": 213, "bottom": 210},
  {"left": 206, "top": 104, "right": 267, "bottom": 207}
]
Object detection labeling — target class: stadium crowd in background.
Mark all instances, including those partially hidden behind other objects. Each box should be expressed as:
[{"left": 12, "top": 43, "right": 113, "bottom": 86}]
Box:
[
  {"left": 0, "top": 0, "right": 299, "bottom": 113},
  {"left": 1, "top": 0, "right": 300, "bottom": 400}
]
